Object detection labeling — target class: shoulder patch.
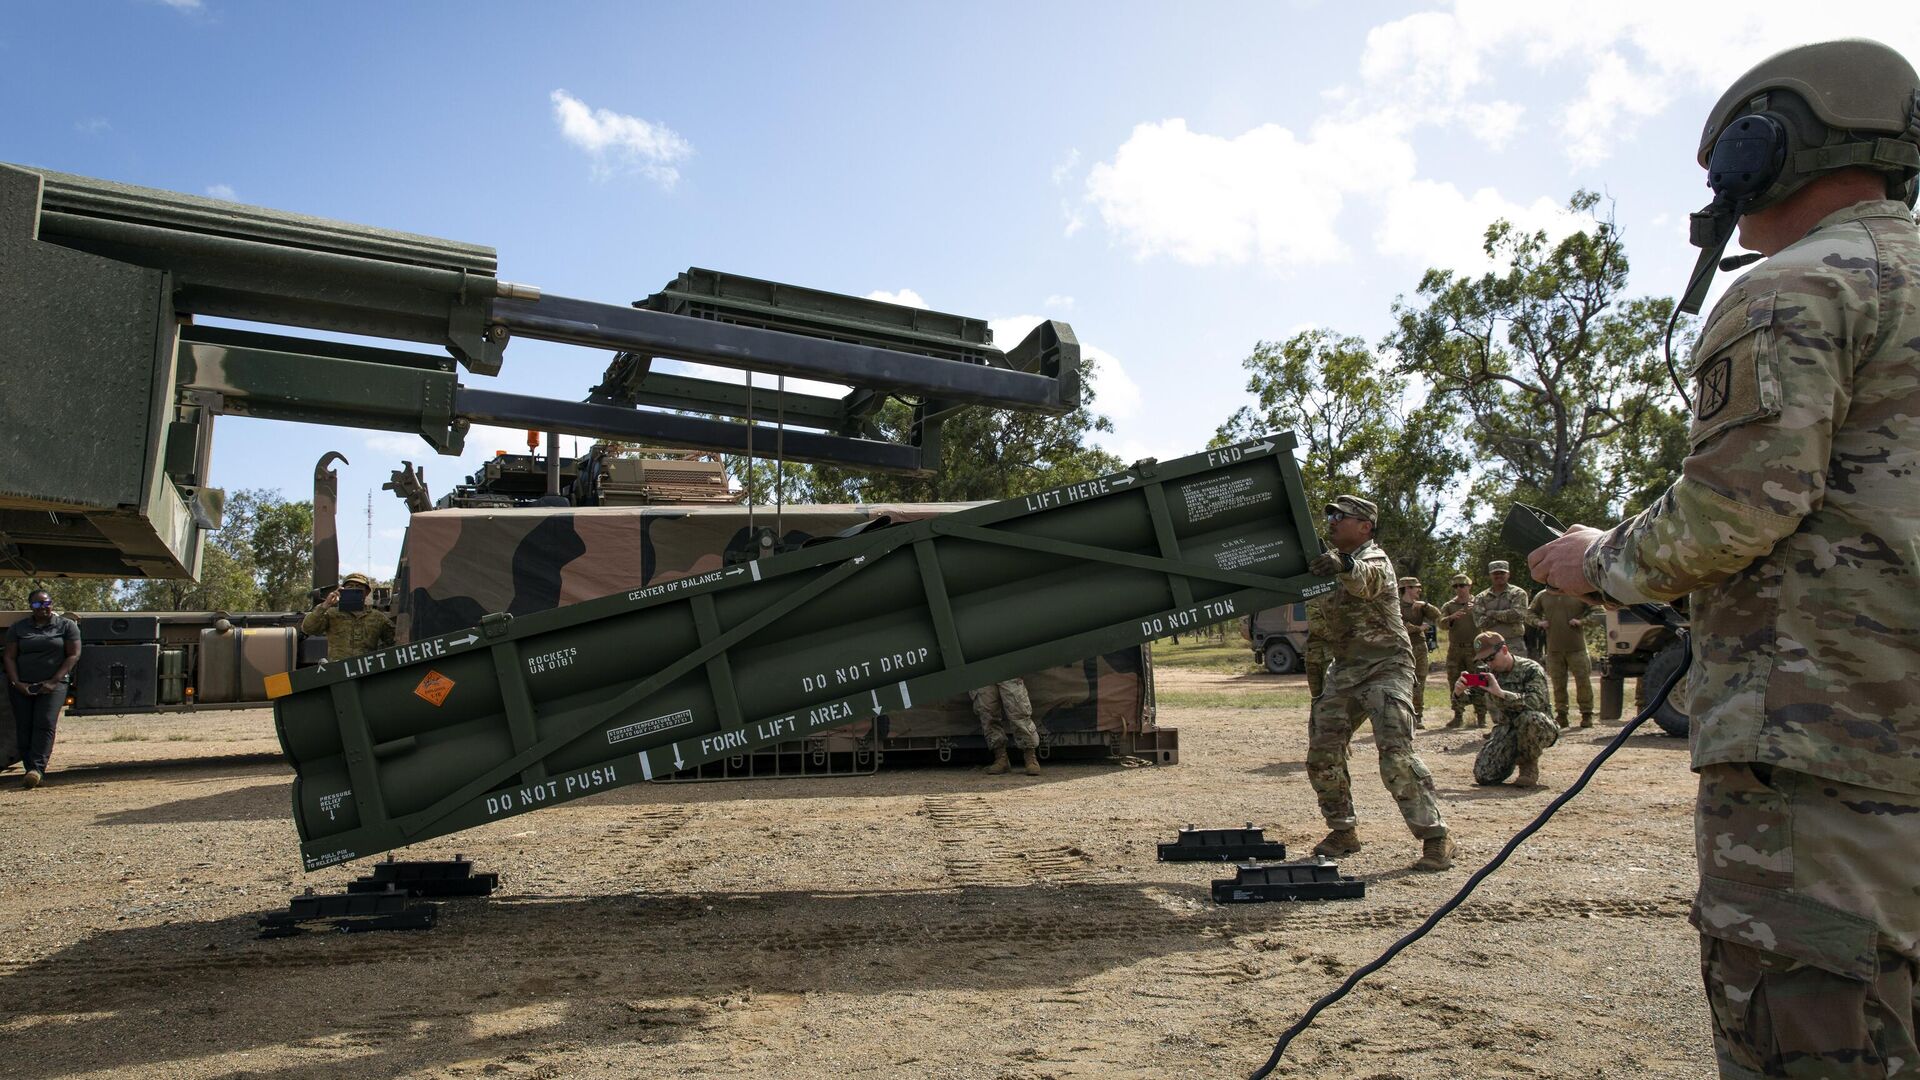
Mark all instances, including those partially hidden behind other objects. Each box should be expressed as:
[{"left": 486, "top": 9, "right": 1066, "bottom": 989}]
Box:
[{"left": 1689, "top": 291, "right": 1781, "bottom": 448}]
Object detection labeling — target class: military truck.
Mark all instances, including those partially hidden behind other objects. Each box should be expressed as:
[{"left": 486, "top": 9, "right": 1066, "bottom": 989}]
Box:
[
  {"left": 1248, "top": 602, "right": 1310, "bottom": 674},
  {"left": 1599, "top": 607, "right": 1690, "bottom": 737}
]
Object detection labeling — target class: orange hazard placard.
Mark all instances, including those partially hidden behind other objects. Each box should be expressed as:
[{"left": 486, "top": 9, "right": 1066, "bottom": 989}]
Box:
[{"left": 413, "top": 669, "right": 456, "bottom": 707}]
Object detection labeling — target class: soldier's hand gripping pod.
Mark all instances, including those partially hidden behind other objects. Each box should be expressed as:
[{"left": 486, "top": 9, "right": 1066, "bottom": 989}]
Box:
[{"left": 1500, "top": 504, "right": 1685, "bottom": 631}]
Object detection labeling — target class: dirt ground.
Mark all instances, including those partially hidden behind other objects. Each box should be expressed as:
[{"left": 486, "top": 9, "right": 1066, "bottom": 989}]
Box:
[{"left": 0, "top": 668, "right": 1715, "bottom": 1079}]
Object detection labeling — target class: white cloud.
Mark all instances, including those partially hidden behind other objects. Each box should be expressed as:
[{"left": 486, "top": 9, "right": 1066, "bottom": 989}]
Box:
[
  {"left": 1043, "top": 295, "right": 1074, "bottom": 310},
  {"left": 1061, "top": 202, "right": 1086, "bottom": 238},
  {"left": 205, "top": 183, "right": 237, "bottom": 201},
  {"left": 74, "top": 118, "right": 110, "bottom": 135},
  {"left": 866, "top": 288, "right": 930, "bottom": 309},
  {"left": 549, "top": 89, "right": 692, "bottom": 188},
  {"left": 1357, "top": 2, "right": 1920, "bottom": 169},
  {"left": 363, "top": 432, "right": 426, "bottom": 458},
  {"left": 1050, "top": 149, "right": 1081, "bottom": 187},
  {"left": 990, "top": 315, "right": 1140, "bottom": 421},
  {"left": 1457, "top": 100, "right": 1524, "bottom": 151},
  {"left": 1085, "top": 117, "right": 1415, "bottom": 268},
  {"left": 1375, "top": 180, "right": 1582, "bottom": 275},
  {"left": 154, "top": 0, "right": 202, "bottom": 9}
]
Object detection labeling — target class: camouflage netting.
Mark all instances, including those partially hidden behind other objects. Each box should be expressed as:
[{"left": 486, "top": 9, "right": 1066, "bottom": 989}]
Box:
[{"left": 393, "top": 504, "right": 1152, "bottom": 747}]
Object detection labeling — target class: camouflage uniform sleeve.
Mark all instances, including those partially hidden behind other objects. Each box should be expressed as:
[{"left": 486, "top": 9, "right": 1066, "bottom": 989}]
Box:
[
  {"left": 1505, "top": 662, "right": 1551, "bottom": 714},
  {"left": 376, "top": 612, "right": 396, "bottom": 650},
  {"left": 1527, "top": 591, "right": 1545, "bottom": 621},
  {"left": 1421, "top": 602, "right": 1441, "bottom": 625},
  {"left": 1338, "top": 546, "right": 1393, "bottom": 600},
  {"left": 1584, "top": 276, "right": 1867, "bottom": 605},
  {"left": 301, "top": 607, "right": 331, "bottom": 636}
]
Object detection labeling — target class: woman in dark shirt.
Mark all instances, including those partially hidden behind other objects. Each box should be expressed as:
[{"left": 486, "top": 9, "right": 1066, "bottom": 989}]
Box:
[{"left": 5, "top": 590, "right": 82, "bottom": 789}]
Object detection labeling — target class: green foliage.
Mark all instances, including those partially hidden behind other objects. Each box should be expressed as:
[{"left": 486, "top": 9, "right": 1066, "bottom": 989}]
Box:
[
  {"left": 0, "top": 578, "right": 124, "bottom": 613},
  {"left": 1220, "top": 190, "right": 1690, "bottom": 592},
  {"left": 122, "top": 489, "right": 313, "bottom": 612},
  {"left": 736, "top": 355, "right": 1124, "bottom": 505},
  {"left": 1217, "top": 330, "right": 1467, "bottom": 586},
  {"left": 247, "top": 495, "right": 315, "bottom": 610},
  {"left": 1385, "top": 191, "right": 1688, "bottom": 523}
]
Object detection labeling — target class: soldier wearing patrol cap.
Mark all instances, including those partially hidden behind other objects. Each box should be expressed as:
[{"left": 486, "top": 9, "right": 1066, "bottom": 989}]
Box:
[
  {"left": 1301, "top": 495, "right": 1454, "bottom": 873},
  {"left": 302, "top": 571, "right": 395, "bottom": 661},
  {"left": 1471, "top": 560, "right": 1531, "bottom": 660},
  {"left": 1528, "top": 38, "right": 1920, "bottom": 1078},
  {"left": 1439, "top": 573, "right": 1485, "bottom": 728},
  {"left": 1453, "top": 631, "right": 1556, "bottom": 789},
  {"left": 1398, "top": 576, "right": 1441, "bottom": 725}
]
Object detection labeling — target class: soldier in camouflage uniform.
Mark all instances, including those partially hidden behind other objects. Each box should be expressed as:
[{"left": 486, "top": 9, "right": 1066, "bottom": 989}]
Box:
[
  {"left": 970, "top": 678, "right": 1040, "bottom": 776},
  {"left": 301, "top": 572, "right": 394, "bottom": 661},
  {"left": 1399, "top": 577, "right": 1441, "bottom": 726},
  {"left": 1439, "top": 573, "right": 1486, "bottom": 728},
  {"left": 1303, "top": 594, "right": 1332, "bottom": 700},
  {"left": 1529, "top": 589, "right": 1598, "bottom": 728},
  {"left": 1302, "top": 495, "right": 1454, "bottom": 872},
  {"left": 1454, "top": 631, "right": 1557, "bottom": 788},
  {"left": 1528, "top": 39, "right": 1920, "bottom": 1079},
  {"left": 1470, "top": 561, "right": 1531, "bottom": 660}
]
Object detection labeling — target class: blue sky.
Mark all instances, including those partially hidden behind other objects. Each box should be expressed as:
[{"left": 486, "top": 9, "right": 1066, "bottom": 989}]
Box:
[{"left": 6, "top": 2, "right": 1918, "bottom": 578}]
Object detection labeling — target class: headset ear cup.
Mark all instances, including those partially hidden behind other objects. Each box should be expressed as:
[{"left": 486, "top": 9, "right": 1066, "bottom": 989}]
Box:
[{"left": 1706, "top": 112, "right": 1789, "bottom": 210}]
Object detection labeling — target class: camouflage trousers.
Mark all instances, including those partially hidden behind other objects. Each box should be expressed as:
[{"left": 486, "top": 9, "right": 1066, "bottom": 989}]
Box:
[
  {"left": 969, "top": 679, "right": 1037, "bottom": 752},
  {"left": 1306, "top": 666, "right": 1447, "bottom": 840},
  {"left": 1544, "top": 648, "right": 1594, "bottom": 722},
  {"left": 1694, "top": 763, "right": 1920, "bottom": 1079},
  {"left": 1471, "top": 711, "right": 1558, "bottom": 785},
  {"left": 1446, "top": 648, "right": 1487, "bottom": 724}
]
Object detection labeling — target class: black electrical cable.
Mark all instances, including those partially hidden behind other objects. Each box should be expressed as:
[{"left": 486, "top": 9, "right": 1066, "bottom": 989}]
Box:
[{"left": 1247, "top": 631, "right": 1692, "bottom": 1080}]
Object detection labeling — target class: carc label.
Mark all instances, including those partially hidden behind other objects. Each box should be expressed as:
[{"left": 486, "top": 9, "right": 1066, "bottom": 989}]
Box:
[
  {"left": 1213, "top": 537, "right": 1289, "bottom": 570},
  {"left": 413, "top": 670, "right": 455, "bottom": 707},
  {"left": 607, "top": 708, "right": 695, "bottom": 745}
]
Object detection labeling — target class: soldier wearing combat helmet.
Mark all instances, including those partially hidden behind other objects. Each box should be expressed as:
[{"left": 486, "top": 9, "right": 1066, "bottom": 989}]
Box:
[
  {"left": 1299, "top": 495, "right": 1454, "bottom": 872},
  {"left": 302, "top": 571, "right": 395, "bottom": 661},
  {"left": 1529, "top": 39, "right": 1920, "bottom": 1078}
]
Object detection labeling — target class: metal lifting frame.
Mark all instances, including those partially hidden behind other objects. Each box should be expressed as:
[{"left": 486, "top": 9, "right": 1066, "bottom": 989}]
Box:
[{"left": 12, "top": 163, "right": 1079, "bottom": 475}]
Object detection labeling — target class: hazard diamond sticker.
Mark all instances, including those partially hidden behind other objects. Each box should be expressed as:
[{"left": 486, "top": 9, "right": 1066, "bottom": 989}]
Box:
[{"left": 413, "top": 669, "right": 455, "bottom": 707}]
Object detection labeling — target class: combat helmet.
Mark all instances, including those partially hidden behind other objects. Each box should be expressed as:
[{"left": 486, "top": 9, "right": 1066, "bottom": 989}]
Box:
[{"left": 1698, "top": 38, "right": 1920, "bottom": 212}]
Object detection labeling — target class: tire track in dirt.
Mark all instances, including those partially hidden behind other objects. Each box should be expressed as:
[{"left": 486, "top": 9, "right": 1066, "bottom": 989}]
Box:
[{"left": 924, "top": 794, "right": 1100, "bottom": 887}]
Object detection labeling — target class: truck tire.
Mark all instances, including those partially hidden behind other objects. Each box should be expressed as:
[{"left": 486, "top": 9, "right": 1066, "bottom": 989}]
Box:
[
  {"left": 1640, "top": 640, "right": 1690, "bottom": 738},
  {"left": 1264, "top": 641, "right": 1301, "bottom": 675}
]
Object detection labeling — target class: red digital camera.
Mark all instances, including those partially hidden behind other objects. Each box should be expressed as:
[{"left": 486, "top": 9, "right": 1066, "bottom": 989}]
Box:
[{"left": 1461, "top": 672, "right": 1490, "bottom": 689}]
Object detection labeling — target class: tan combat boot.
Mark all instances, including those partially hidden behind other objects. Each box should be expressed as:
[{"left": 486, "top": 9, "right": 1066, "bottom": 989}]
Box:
[
  {"left": 1023, "top": 748, "right": 1042, "bottom": 776},
  {"left": 1445, "top": 712, "right": 1464, "bottom": 729},
  {"left": 1515, "top": 761, "right": 1541, "bottom": 788},
  {"left": 1556, "top": 713, "right": 1569, "bottom": 729},
  {"left": 1413, "top": 834, "right": 1456, "bottom": 872},
  {"left": 1579, "top": 713, "right": 1595, "bottom": 729},
  {"left": 986, "top": 749, "right": 1010, "bottom": 775},
  {"left": 1312, "top": 829, "right": 1363, "bottom": 858},
  {"left": 22, "top": 769, "right": 42, "bottom": 790}
]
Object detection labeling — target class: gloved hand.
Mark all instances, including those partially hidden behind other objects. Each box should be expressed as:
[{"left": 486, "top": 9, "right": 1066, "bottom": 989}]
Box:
[{"left": 1309, "top": 550, "right": 1353, "bottom": 577}]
